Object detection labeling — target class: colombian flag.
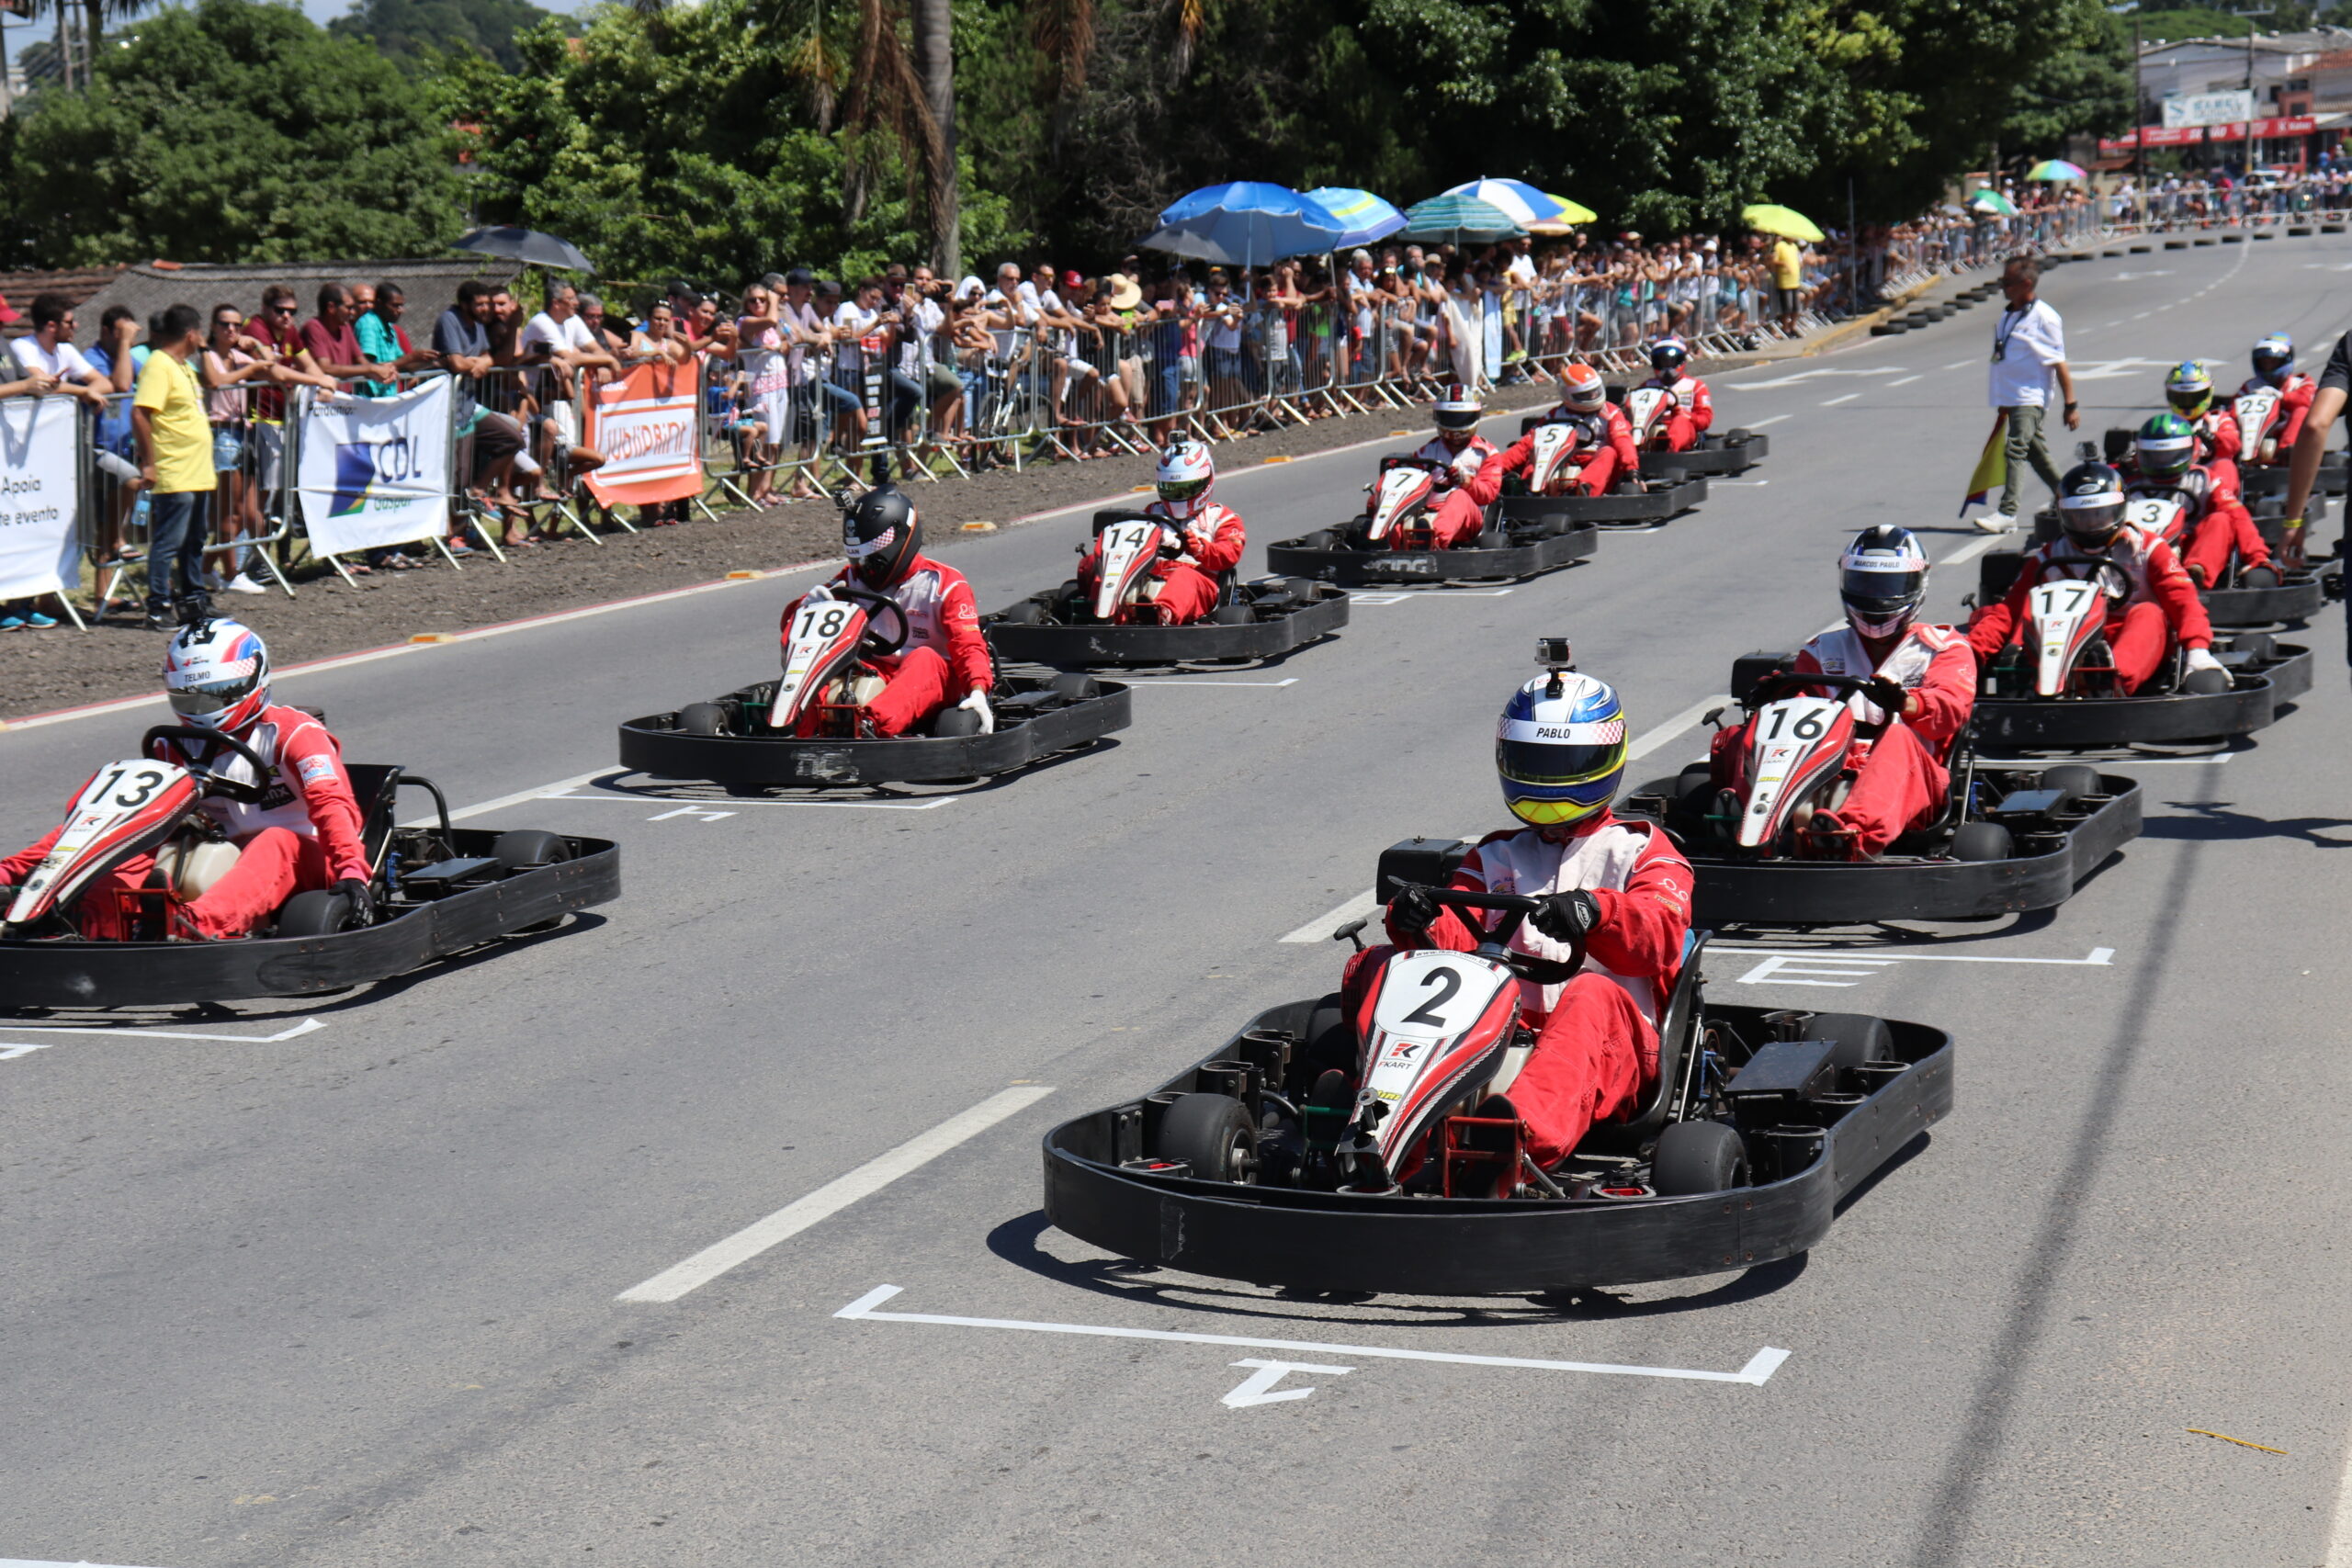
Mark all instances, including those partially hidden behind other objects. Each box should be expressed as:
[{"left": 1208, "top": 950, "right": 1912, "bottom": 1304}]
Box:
[{"left": 1959, "top": 412, "right": 2007, "bottom": 516}]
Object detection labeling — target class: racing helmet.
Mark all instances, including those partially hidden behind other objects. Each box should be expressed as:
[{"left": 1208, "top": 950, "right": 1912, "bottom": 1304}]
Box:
[
  {"left": 1154, "top": 439, "right": 1216, "bottom": 522},
  {"left": 842, "top": 484, "right": 921, "bottom": 587},
  {"left": 1496, "top": 667, "right": 1629, "bottom": 829},
  {"left": 1838, "top": 526, "right": 1931, "bottom": 640},
  {"left": 2134, "top": 412, "right": 2196, "bottom": 480},
  {"left": 1433, "top": 384, "right": 1481, "bottom": 451},
  {"left": 2056, "top": 459, "right": 2127, "bottom": 549},
  {"left": 1648, "top": 336, "right": 1690, "bottom": 383},
  {"left": 2251, "top": 333, "right": 2295, "bottom": 385},
  {"left": 163, "top": 617, "right": 271, "bottom": 734},
  {"left": 1556, "top": 363, "right": 1606, "bottom": 414},
  {"left": 2164, "top": 360, "right": 2213, "bottom": 419}
]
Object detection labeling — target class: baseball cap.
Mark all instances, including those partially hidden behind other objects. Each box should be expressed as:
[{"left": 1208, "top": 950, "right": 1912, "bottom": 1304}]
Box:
[{"left": 1062, "top": 268, "right": 1083, "bottom": 290}]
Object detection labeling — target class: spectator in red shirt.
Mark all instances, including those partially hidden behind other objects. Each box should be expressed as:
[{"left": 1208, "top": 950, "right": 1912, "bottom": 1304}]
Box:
[{"left": 299, "top": 284, "right": 392, "bottom": 389}]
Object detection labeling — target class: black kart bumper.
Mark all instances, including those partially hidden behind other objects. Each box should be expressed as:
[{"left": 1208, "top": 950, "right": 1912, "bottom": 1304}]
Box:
[
  {"left": 1973, "top": 647, "right": 2310, "bottom": 749},
  {"left": 1043, "top": 1000, "right": 1952, "bottom": 1296},
  {"left": 1502, "top": 477, "right": 1708, "bottom": 525},
  {"left": 1264, "top": 525, "right": 1596, "bottom": 587},
  {"left": 1639, "top": 431, "right": 1769, "bottom": 479},
  {"left": 982, "top": 583, "right": 1349, "bottom": 667},
  {"left": 0, "top": 830, "right": 618, "bottom": 1010}
]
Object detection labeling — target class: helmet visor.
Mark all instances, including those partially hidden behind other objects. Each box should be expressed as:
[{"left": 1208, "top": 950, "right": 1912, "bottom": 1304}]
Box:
[
  {"left": 2254, "top": 348, "right": 2291, "bottom": 375},
  {"left": 1498, "top": 738, "right": 1623, "bottom": 788},
  {"left": 1839, "top": 565, "right": 1923, "bottom": 617},
  {"left": 2165, "top": 384, "right": 2211, "bottom": 415},
  {"left": 2060, "top": 497, "right": 2123, "bottom": 539},
  {"left": 2137, "top": 437, "right": 2193, "bottom": 476},
  {"left": 167, "top": 675, "right": 255, "bottom": 717},
  {"left": 1435, "top": 409, "right": 1479, "bottom": 430},
  {"left": 1158, "top": 477, "right": 1210, "bottom": 505}
]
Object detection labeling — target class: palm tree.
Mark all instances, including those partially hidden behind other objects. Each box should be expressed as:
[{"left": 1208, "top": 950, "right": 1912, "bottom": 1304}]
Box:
[
  {"left": 909, "top": 0, "right": 956, "bottom": 274},
  {"left": 840, "top": 0, "right": 950, "bottom": 264}
]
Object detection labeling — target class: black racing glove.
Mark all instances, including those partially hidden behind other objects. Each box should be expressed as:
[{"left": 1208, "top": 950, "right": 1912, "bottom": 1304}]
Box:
[
  {"left": 1863, "top": 674, "right": 1910, "bottom": 716},
  {"left": 1387, "top": 884, "right": 1440, "bottom": 937},
  {"left": 333, "top": 877, "right": 375, "bottom": 928},
  {"left": 1530, "top": 888, "right": 1601, "bottom": 943}
]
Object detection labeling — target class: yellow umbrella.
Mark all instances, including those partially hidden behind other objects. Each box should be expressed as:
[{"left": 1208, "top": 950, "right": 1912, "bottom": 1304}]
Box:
[
  {"left": 1544, "top": 194, "right": 1599, "bottom": 224},
  {"left": 1742, "top": 203, "right": 1826, "bottom": 243}
]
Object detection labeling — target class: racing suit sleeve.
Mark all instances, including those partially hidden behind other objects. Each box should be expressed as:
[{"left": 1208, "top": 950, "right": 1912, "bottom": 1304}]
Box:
[
  {"left": 277, "top": 719, "right": 371, "bottom": 884},
  {"left": 1486, "top": 434, "right": 1535, "bottom": 480},
  {"left": 1966, "top": 558, "right": 2039, "bottom": 660},
  {"left": 1460, "top": 449, "right": 1509, "bottom": 507},
  {"left": 2278, "top": 379, "right": 2316, "bottom": 451},
  {"left": 937, "top": 570, "right": 995, "bottom": 698},
  {"left": 1687, "top": 378, "right": 1713, "bottom": 434},
  {"left": 2207, "top": 412, "right": 2242, "bottom": 464},
  {"left": 1183, "top": 509, "right": 1246, "bottom": 576},
  {"left": 2144, "top": 537, "right": 2214, "bottom": 650},
  {"left": 1903, "top": 638, "right": 1979, "bottom": 753},
  {"left": 2, "top": 823, "right": 64, "bottom": 886},
  {"left": 1583, "top": 831, "right": 1693, "bottom": 983},
  {"left": 1607, "top": 408, "right": 1640, "bottom": 474}
]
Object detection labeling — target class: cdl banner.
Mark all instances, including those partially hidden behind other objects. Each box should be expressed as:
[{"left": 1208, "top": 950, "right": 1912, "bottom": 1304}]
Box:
[
  {"left": 0, "top": 394, "right": 83, "bottom": 602},
  {"left": 296, "top": 378, "right": 455, "bottom": 558},
  {"left": 583, "top": 360, "right": 702, "bottom": 506}
]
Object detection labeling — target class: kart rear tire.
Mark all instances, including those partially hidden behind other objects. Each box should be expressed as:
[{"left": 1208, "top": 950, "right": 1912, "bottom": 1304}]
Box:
[
  {"left": 1003, "top": 599, "right": 1049, "bottom": 626},
  {"left": 930, "top": 705, "right": 984, "bottom": 737},
  {"left": 1651, "top": 1119, "right": 1748, "bottom": 1196},
  {"left": 2227, "top": 632, "right": 2277, "bottom": 660},
  {"left": 1285, "top": 576, "right": 1319, "bottom": 600},
  {"left": 1298, "top": 531, "right": 1336, "bottom": 550},
  {"left": 493, "top": 829, "right": 572, "bottom": 870},
  {"left": 2240, "top": 566, "right": 2280, "bottom": 591},
  {"left": 1155, "top": 1092, "right": 1260, "bottom": 1185},
  {"left": 276, "top": 887, "right": 360, "bottom": 938},
  {"left": 2181, "top": 667, "right": 2231, "bottom": 694},
  {"left": 1211, "top": 602, "right": 1256, "bottom": 626},
  {"left": 1804, "top": 1012, "right": 1892, "bottom": 1075},
  {"left": 2035, "top": 764, "right": 2103, "bottom": 807},
  {"left": 679, "top": 702, "right": 730, "bottom": 737},
  {"left": 1049, "top": 672, "right": 1100, "bottom": 703},
  {"left": 1476, "top": 529, "right": 1507, "bottom": 549},
  {"left": 1951, "top": 821, "right": 2016, "bottom": 862}
]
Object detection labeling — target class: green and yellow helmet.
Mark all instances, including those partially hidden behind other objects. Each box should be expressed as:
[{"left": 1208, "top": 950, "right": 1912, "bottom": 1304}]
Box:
[
  {"left": 2135, "top": 412, "right": 2196, "bottom": 480},
  {"left": 2164, "top": 360, "right": 2213, "bottom": 419}
]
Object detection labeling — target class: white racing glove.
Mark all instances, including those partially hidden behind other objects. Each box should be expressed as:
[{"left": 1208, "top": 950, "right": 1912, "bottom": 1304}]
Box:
[
  {"left": 2184, "top": 647, "right": 2231, "bottom": 685},
  {"left": 957, "top": 689, "right": 995, "bottom": 735},
  {"left": 802, "top": 582, "right": 836, "bottom": 603}
]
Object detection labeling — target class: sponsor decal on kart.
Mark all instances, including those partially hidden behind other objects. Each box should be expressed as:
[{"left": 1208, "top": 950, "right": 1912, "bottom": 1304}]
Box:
[
  {"left": 2029, "top": 579, "right": 2106, "bottom": 696},
  {"left": 1736, "top": 696, "right": 1850, "bottom": 850},
  {"left": 772, "top": 597, "right": 868, "bottom": 728},
  {"left": 1092, "top": 519, "right": 1169, "bottom": 622},
  {"left": 1367, "top": 466, "right": 1435, "bottom": 541},
  {"left": 6, "top": 760, "right": 196, "bottom": 927}
]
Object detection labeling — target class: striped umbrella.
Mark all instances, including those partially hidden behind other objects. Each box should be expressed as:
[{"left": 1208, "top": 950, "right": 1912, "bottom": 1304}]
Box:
[
  {"left": 1968, "top": 188, "right": 2020, "bottom": 216},
  {"left": 1303, "top": 186, "right": 1408, "bottom": 248},
  {"left": 2026, "top": 159, "right": 2087, "bottom": 182},
  {"left": 1399, "top": 192, "right": 1526, "bottom": 243}
]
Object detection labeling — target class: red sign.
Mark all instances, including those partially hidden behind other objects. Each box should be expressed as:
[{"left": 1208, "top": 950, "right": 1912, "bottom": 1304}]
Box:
[
  {"left": 2099, "top": 134, "right": 2141, "bottom": 153},
  {"left": 2257, "top": 115, "right": 2316, "bottom": 137},
  {"left": 2142, "top": 126, "right": 2205, "bottom": 146}
]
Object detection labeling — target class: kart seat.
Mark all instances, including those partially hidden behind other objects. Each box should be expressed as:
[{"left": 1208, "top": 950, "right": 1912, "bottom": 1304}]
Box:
[
  {"left": 1574, "top": 931, "right": 1708, "bottom": 1157},
  {"left": 346, "top": 763, "right": 401, "bottom": 874}
]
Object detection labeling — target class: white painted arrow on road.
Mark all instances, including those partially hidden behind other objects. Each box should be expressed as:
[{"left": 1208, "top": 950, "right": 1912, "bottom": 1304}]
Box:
[{"left": 1222, "top": 1359, "right": 1353, "bottom": 1408}]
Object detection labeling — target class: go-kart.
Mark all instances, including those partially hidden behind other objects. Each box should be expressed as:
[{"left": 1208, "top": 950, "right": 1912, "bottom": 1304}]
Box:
[
  {"left": 1498, "top": 414, "right": 1712, "bottom": 523},
  {"left": 1614, "top": 385, "right": 1770, "bottom": 479},
  {"left": 1989, "top": 500, "right": 2323, "bottom": 627},
  {"left": 1042, "top": 871, "right": 1953, "bottom": 1296},
  {"left": 618, "top": 582, "right": 1130, "bottom": 787},
  {"left": 2215, "top": 386, "right": 2346, "bottom": 496},
  {"left": 1263, "top": 456, "right": 1599, "bottom": 587},
  {"left": 1612, "top": 667, "right": 2141, "bottom": 926},
  {"left": 982, "top": 510, "right": 1349, "bottom": 667},
  {"left": 0, "top": 726, "right": 617, "bottom": 1010},
  {"left": 1971, "top": 571, "right": 2310, "bottom": 749}
]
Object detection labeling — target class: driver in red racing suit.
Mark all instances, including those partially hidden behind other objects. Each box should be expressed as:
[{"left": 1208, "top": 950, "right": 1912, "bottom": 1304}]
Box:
[
  {"left": 1706, "top": 528, "right": 1975, "bottom": 860},
  {"left": 779, "top": 484, "right": 994, "bottom": 736},
  {"left": 1967, "top": 459, "right": 2222, "bottom": 694},
  {"left": 1403, "top": 385, "right": 1499, "bottom": 549},
  {"left": 1479, "top": 364, "right": 1643, "bottom": 499},
  {"left": 1346, "top": 663, "right": 1692, "bottom": 1168},
  {"left": 2165, "top": 361, "right": 2241, "bottom": 493},
  {"left": 2120, "top": 413, "right": 2272, "bottom": 589},
  {"left": 1, "top": 619, "right": 370, "bottom": 939},
  {"left": 2233, "top": 333, "right": 2315, "bottom": 468},
  {"left": 1076, "top": 439, "right": 1244, "bottom": 623},
  {"left": 1637, "top": 336, "right": 1712, "bottom": 453}
]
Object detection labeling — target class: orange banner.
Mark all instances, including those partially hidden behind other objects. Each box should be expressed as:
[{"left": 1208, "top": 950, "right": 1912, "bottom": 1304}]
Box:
[{"left": 582, "top": 359, "right": 703, "bottom": 506}]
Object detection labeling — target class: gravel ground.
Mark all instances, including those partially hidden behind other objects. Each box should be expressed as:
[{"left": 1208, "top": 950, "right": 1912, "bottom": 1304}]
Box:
[{"left": 0, "top": 368, "right": 1724, "bottom": 721}]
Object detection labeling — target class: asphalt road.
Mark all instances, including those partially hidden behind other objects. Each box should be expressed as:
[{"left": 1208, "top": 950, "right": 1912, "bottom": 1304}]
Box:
[{"left": 5, "top": 233, "right": 2351, "bottom": 1568}]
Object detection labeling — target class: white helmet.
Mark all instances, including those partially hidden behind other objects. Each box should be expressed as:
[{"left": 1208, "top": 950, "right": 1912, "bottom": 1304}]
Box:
[
  {"left": 163, "top": 617, "right": 272, "bottom": 733},
  {"left": 1838, "top": 526, "right": 1930, "bottom": 639},
  {"left": 1155, "top": 439, "right": 1216, "bottom": 521}
]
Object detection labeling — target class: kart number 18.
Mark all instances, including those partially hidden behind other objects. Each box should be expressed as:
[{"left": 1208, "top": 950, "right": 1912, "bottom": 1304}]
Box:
[{"left": 796, "top": 604, "right": 853, "bottom": 643}]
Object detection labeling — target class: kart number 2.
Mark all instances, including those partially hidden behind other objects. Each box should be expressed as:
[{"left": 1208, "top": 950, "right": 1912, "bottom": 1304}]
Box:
[{"left": 1399, "top": 964, "right": 1462, "bottom": 1028}]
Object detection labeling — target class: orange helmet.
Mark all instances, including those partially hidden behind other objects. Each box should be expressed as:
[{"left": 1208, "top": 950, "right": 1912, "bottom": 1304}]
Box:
[{"left": 1557, "top": 363, "right": 1606, "bottom": 414}]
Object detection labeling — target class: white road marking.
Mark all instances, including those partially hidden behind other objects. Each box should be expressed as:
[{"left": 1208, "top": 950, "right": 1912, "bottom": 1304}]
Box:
[
  {"left": 616, "top": 1087, "right": 1057, "bottom": 1303},
  {"left": 1821, "top": 392, "right": 1861, "bottom": 407},
  {"left": 1721, "top": 366, "right": 1911, "bottom": 390},
  {"left": 2324, "top": 1425, "right": 2352, "bottom": 1564},
  {"left": 1223, "top": 1359, "right": 1352, "bottom": 1408},
  {"left": 836, "top": 1285, "right": 1792, "bottom": 1386},
  {"left": 2110, "top": 269, "right": 2174, "bottom": 280},
  {"left": 1732, "top": 947, "right": 2115, "bottom": 987},
  {"left": 1943, "top": 358, "right": 1978, "bottom": 371},
  {"left": 1746, "top": 413, "right": 1792, "bottom": 428},
  {"left": 1713, "top": 479, "right": 1770, "bottom": 487},
  {"left": 1347, "top": 588, "right": 1516, "bottom": 604},
  {"left": 1279, "top": 888, "right": 1379, "bottom": 944},
  {"left": 647, "top": 806, "right": 737, "bottom": 822},
  {"left": 406, "top": 769, "right": 610, "bottom": 827},
  {"left": 1629, "top": 695, "right": 1730, "bottom": 763},
  {"left": 1887, "top": 375, "right": 1923, "bottom": 388},
  {"left": 1138, "top": 677, "right": 1299, "bottom": 688},
  {"left": 0, "top": 1560, "right": 180, "bottom": 1567},
  {"left": 1937, "top": 534, "right": 2007, "bottom": 570},
  {"left": 1, "top": 1017, "right": 323, "bottom": 1063}
]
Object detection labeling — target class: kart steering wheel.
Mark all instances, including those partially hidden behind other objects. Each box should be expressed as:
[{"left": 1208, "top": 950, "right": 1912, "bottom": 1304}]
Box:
[
  {"left": 1741, "top": 671, "right": 1876, "bottom": 710},
  {"left": 1091, "top": 507, "right": 1159, "bottom": 534},
  {"left": 823, "top": 584, "right": 910, "bottom": 657},
  {"left": 1387, "top": 880, "right": 1588, "bottom": 984},
  {"left": 141, "top": 725, "right": 273, "bottom": 805}
]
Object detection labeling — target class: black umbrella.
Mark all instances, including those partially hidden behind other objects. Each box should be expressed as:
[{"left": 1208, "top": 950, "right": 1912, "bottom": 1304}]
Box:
[{"left": 451, "top": 225, "right": 595, "bottom": 274}]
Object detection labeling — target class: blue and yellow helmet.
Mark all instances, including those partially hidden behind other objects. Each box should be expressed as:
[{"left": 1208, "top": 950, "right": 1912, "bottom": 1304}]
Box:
[
  {"left": 2164, "top": 360, "right": 2212, "bottom": 418},
  {"left": 1497, "top": 670, "right": 1629, "bottom": 828}
]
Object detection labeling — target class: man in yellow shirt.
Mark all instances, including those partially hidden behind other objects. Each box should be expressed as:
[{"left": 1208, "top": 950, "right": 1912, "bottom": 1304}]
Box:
[
  {"left": 1770, "top": 235, "right": 1804, "bottom": 334},
  {"left": 133, "top": 303, "right": 214, "bottom": 627}
]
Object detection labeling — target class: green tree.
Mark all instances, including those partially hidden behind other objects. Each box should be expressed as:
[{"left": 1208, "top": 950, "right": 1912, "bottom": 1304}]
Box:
[
  {"left": 0, "top": 0, "right": 468, "bottom": 265},
  {"left": 326, "top": 0, "right": 573, "bottom": 74}
]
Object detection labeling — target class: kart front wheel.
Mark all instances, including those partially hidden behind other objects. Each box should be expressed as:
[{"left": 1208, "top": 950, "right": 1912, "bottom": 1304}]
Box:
[
  {"left": 493, "top": 829, "right": 572, "bottom": 871},
  {"left": 1156, "top": 1092, "right": 1260, "bottom": 1184},
  {"left": 1806, "top": 1012, "right": 1892, "bottom": 1074},
  {"left": 277, "top": 887, "right": 362, "bottom": 938},
  {"left": 2036, "top": 765, "right": 2103, "bottom": 809},
  {"left": 679, "top": 702, "right": 730, "bottom": 737},
  {"left": 1651, "top": 1119, "right": 1748, "bottom": 1195},
  {"left": 1951, "top": 822, "right": 2015, "bottom": 862}
]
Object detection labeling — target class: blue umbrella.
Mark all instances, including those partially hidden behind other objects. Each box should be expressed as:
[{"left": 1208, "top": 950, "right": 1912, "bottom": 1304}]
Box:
[
  {"left": 1139, "top": 181, "right": 1348, "bottom": 266},
  {"left": 1304, "top": 186, "right": 1408, "bottom": 249}
]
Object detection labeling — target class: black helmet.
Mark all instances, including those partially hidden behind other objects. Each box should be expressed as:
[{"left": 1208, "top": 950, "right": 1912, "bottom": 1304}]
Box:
[
  {"left": 1838, "top": 525, "right": 1930, "bottom": 638},
  {"left": 1648, "top": 336, "right": 1689, "bottom": 381},
  {"left": 2055, "top": 460, "right": 2126, "bottom": 549},
  {"left": 843, "top": 484, "right": 921, "bottom": 587}
]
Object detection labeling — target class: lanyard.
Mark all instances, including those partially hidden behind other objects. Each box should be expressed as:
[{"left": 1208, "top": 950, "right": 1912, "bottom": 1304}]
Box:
[{"left": 1993, "top": 305, "right": 2030, "bottom": 364}]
